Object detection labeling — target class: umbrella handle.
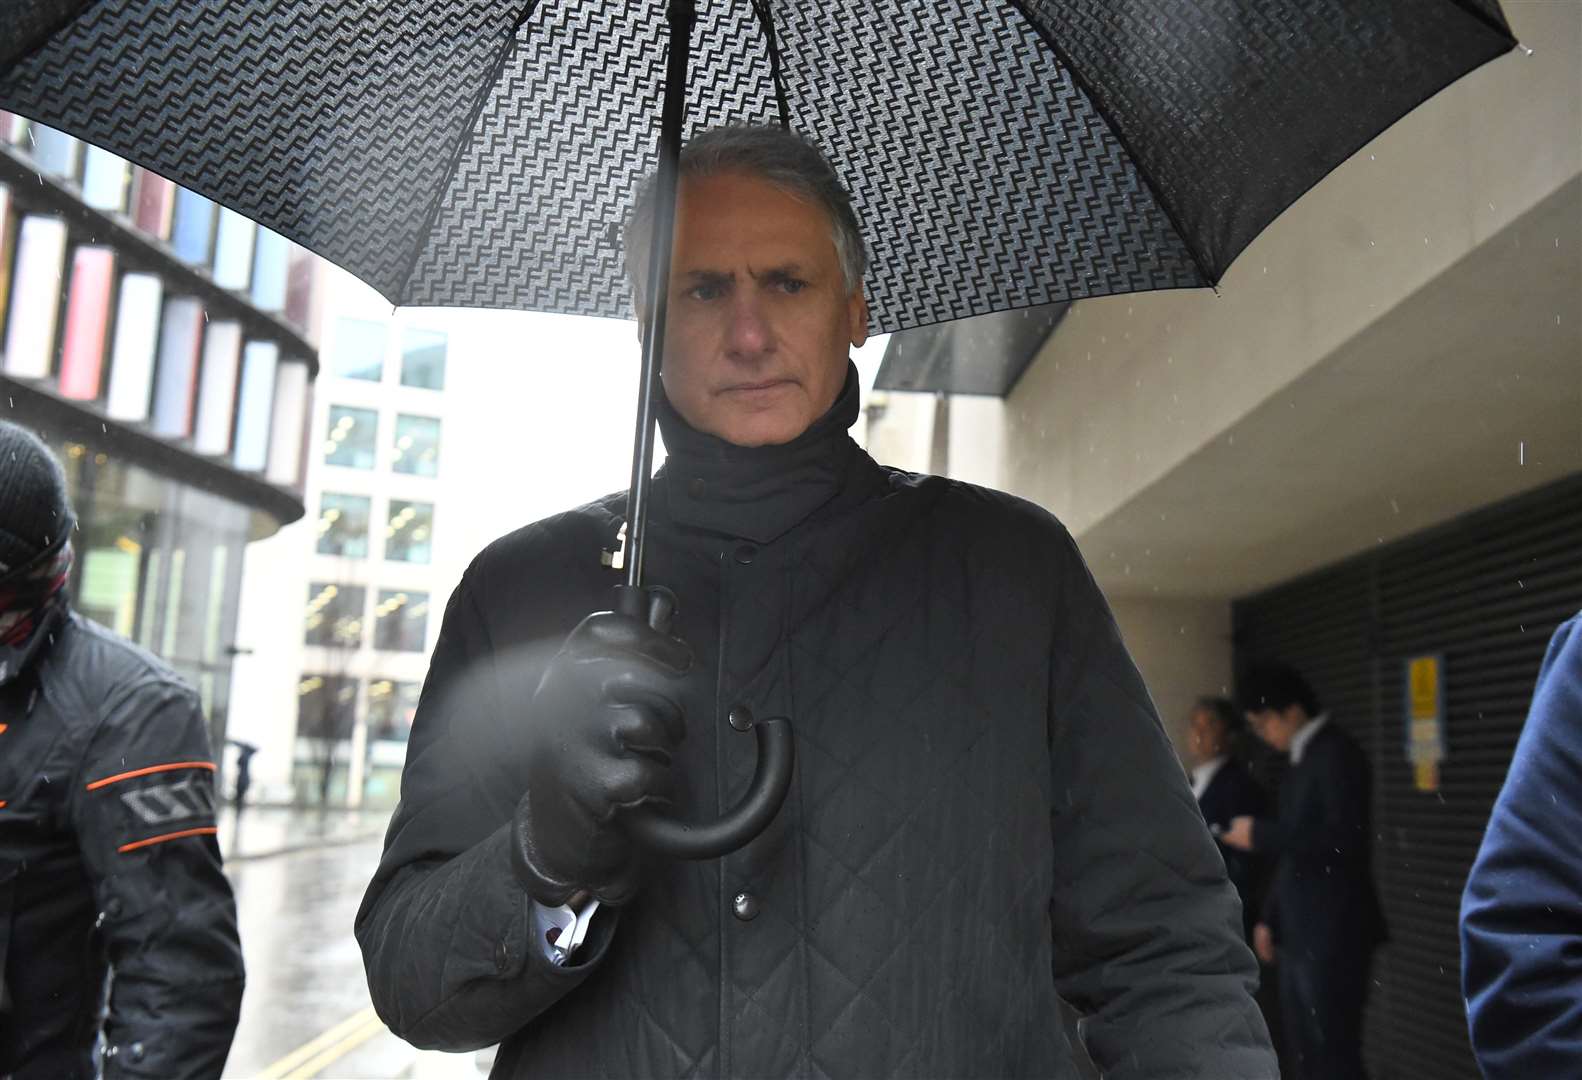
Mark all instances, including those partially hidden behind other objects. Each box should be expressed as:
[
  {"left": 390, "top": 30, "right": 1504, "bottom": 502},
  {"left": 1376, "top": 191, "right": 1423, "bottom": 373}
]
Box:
[
  {"left": 622, "top": 714, "right": 795, "bottom": 860},
  {"left": 609, "top": 583, "right": 796, "bottom": 859}
]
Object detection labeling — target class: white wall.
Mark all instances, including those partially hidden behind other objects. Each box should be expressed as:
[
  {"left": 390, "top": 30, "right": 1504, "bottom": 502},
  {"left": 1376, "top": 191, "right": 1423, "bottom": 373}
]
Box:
[{"left": 1107, "top": 594, "right": 1234, "bottom": 763}]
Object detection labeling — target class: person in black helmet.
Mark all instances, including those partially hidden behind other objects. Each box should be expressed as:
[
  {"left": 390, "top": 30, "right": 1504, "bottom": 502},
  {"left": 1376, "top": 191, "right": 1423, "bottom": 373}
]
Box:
[{"left": 0, "top": 420, "right": 244, "bottom": 1079}]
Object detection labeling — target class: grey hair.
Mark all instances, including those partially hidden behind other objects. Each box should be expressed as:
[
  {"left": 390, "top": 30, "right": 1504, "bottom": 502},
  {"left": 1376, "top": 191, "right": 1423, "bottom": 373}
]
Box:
[{"left": 622, "top": 125, "right": 867, "bottom": 317}]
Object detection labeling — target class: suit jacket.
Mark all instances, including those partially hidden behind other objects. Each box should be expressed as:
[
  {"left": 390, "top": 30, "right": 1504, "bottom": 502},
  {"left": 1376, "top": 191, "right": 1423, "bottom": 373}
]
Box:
[
  {"left": 1198, "top": 758, "right": 1267, "bottom": 937},
  {"left": 1252, "top": 722, "right": 1386, "bottom": 963}
]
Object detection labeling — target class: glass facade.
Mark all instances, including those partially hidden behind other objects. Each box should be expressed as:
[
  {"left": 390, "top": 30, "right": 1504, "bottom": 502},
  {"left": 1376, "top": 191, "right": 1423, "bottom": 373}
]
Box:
[
  {"left": 315, "top": 492, "right": 371, "bottom": 558},
  {"left": 391, "top": 414, "right": 440, "bottom": 477},
  {"left": 331, "top": 317, "right": 386, "bottom": 381},
  {"left": 400, "top": 328, "right": 447, "bottom": 390},
  {"left": 384, "top": 499, "right": 433, "bottom": 563},
  {"left": 324, "top": 405, "right": 377, "bottom": 469},
  {"left": 362, "top": 678, "right": 420, "bottom": 808},
  {"left": 294, "top": 672, "right": 359, "bottom": 805},
  {"left": 44, "top": 433, "right": 256, "bottom": 757},
  {"left": 303, "top": 582, "right": 366, "bottom": 647},
  {"left": 373, "top": 589, "right": 428, "bottom": 652}
]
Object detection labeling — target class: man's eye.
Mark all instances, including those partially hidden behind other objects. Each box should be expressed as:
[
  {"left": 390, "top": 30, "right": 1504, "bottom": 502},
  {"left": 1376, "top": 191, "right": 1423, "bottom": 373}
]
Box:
[
  {"left": 777, "top": 278, "right": 807, "bottom": 294},
  {"left": 686, "top": 283, "right": 723, "bottom": 301}
]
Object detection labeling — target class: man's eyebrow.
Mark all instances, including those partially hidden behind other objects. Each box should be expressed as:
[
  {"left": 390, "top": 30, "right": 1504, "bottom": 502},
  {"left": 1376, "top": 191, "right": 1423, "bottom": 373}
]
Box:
[
  {"left": 679, "top": 268, "right": 733, "bottom": 283},
  {"left": 751, "top": 263, "right": 810, "bottom": 281}
]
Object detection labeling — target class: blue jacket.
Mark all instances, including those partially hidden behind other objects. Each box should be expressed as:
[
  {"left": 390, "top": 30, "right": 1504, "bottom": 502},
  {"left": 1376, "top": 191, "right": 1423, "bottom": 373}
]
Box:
[{"left": 1462, "top": 613, "right": 1582, "bottom": 1078}]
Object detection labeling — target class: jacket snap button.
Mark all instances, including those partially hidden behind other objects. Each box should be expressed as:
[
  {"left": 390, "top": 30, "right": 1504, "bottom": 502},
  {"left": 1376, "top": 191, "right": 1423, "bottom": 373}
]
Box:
[
  {"left": 688, "top": 477, "right": 706, "bottom": 499},
  {"left": 495, "top": 939, "right": 509, "bottom": 972},
  {"left": 129, "top": 1042, "right": 146, "bottom": 1063},
  {"left": 728, "top": 704, "right": 754, "bottom": 732},
  {"left": 107, "top": 897, "right": 123, "bottom": 918},
  {"left": 733, "top": 543, "right": 757, "bottom": 564},
  {"left": 732, "top": 891, "right": 761, "bottom": 921}
]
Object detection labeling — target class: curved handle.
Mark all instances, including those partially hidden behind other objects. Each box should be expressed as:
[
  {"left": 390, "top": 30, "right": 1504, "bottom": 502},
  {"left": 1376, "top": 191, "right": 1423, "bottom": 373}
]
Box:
[{"left": 622, "top": 715, "right": 795, "bottom": 860}]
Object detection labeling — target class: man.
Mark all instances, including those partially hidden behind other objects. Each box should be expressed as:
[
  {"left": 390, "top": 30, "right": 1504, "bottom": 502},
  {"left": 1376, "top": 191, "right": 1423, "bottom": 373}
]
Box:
[
  {"left": 1461, "top": 612, "right": 1582, "bottom": 1078},
  {"left": 1221, "top": 662, "right": 1386, "bottom": 1079},
  {"left": 0, "top": 421, "right": 244, "bottom": 1078},
  {"left": 358, "top": 125, "right": 1274, "bottom": 1078},
  {"left": 1187, "top": 696, "right": 1267, "bottom": 940}
]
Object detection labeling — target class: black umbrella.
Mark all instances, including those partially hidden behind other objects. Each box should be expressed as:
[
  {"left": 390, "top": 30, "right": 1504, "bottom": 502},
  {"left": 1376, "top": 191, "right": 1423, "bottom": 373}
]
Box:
[{"left": 0, "top": 0, "right": 1518, "bottom": 855}]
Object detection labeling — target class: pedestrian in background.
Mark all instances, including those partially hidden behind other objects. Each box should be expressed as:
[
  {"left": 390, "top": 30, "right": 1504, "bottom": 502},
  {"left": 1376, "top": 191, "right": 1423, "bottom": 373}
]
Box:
[
  {"left": 1461, "top": 612, "right": 1582, "bottom": 1078},
  {"left": 1188, "top": 695, "right": 1268, "bottom": 942},
  {"left": 1220, "top": 661, "right": 1386, "bottom": 1079},
  {"left": 0, "top": 421, "right": 244, "bottom": 1079}
]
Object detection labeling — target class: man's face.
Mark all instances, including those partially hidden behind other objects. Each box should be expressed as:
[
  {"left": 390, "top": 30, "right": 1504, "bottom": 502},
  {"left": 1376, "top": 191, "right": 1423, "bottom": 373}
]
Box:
[
  {"left": 654, "top": 171, "right": 869, "bottom": 447},
  {"left": 1246, "top": 705, "right": 1303, "bottom": 753},
  {"left": 1186, "top": 708, "right": 1227, "bottom": 764}
]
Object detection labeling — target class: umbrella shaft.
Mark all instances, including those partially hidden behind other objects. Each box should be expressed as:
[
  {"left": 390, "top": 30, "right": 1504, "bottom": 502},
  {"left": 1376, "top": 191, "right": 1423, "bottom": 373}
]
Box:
[{"left": 626, "top": 0, "right": 698, "bottom": 589}]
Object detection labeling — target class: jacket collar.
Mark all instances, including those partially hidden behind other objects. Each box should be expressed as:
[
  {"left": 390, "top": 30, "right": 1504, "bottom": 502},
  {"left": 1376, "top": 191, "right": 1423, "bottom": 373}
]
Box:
[
  {"left": 655, "top": 362, "right": 865, "bottom": 545},
  {"left": 0, "top": 594, "right": 66, "bottom": 689}
]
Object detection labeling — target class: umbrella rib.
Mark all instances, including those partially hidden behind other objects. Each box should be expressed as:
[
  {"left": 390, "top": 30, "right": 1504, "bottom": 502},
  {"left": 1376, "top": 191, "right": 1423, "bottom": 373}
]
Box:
[
  {"left": 999, "top": 0, "right": 1217, "bottom": 290},
  {"left": 750, "top": 0, "right": 792, "bottom": 130},
  {"left": 395, "top": 0, "right": 543, "bottom": 306}
]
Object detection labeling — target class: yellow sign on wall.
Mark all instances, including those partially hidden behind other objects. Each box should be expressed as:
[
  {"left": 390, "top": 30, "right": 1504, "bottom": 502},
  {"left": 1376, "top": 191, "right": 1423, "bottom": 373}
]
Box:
[
  {"left": 1409, "top": 655, "right": 1441, "bottom": 721},
  {"left": 1404, "top": 654, "right": 1446, "bottom": 792}
]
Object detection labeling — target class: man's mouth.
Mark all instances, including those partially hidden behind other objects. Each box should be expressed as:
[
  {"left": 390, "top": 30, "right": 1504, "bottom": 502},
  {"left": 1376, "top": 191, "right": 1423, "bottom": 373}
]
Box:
[{"left": 720, "top": 378, "right": 795, "bottom": 394}]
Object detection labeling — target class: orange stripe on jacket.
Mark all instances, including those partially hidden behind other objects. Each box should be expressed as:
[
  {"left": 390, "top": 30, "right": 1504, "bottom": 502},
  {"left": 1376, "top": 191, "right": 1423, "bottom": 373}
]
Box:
[
  {"left": 85, "top": 760, "right": 216, "bottom": 791},
  {"left": 118, "top": 826, "right": 219, "bottom": 853}
]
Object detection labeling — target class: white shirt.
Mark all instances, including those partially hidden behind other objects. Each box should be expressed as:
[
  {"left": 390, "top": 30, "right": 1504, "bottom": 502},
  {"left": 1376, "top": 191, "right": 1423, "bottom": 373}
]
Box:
[
  {"left": 1190, "top": 755, "right": 1228, "bottom": 800},
  {"left": 1289, "top": 712, "right": 1330, "bottom": 765}
]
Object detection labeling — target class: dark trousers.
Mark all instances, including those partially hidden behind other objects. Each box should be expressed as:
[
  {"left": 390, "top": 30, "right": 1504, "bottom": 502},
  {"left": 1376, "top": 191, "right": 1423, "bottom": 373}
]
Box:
[{"left": 1278, "top": 944, "right": 1371, "bottom": 1080}]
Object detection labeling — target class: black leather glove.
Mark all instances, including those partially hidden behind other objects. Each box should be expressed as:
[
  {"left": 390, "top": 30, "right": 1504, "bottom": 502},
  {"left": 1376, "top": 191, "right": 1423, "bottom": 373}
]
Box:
[{"left": 510, "top": 587, "right": 691, "bottom": 907}]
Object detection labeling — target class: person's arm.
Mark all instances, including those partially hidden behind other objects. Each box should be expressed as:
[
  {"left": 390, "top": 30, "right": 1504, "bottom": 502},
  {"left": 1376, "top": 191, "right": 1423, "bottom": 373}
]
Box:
[
  {"left": 355, "top": 572, "right": 618, "bottom": 1051},
  {"left": 69, "top": 678, "right": 244, "bottom": 1079},
  {"left": 1461, "top": 615, "right": 1582, "bottom": 1078},
  {"left": 1046, "top": 531, "right": 1275, "bottom": 1079}
]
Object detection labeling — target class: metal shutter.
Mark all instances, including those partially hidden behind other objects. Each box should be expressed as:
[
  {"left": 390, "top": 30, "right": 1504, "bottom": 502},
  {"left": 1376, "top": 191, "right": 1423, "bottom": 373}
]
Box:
[{"left": 1233, "top": 472, "right": 1582, "bottom": 1078}]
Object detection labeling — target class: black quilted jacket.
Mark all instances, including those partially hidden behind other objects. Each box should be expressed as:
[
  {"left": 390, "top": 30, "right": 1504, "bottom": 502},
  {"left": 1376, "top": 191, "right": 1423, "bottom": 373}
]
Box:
[{"left": 357, "top": 371, "right": 1275, "bottom": 1079}]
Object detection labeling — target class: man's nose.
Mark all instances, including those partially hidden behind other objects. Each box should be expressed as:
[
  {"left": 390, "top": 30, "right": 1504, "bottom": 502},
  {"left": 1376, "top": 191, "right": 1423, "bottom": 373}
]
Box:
[{"left": 724, "top": 294, "right": 773, "bottom": 359}]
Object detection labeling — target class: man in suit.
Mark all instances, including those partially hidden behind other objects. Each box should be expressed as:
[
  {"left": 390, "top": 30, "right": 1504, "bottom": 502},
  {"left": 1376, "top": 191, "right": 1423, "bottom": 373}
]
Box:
[
  {"left": 1187, "top": 696, "right": 1267, "bottom": 941},
  {"left": 1220, "top": 663, "right": 1386, "bottom": 1080}
]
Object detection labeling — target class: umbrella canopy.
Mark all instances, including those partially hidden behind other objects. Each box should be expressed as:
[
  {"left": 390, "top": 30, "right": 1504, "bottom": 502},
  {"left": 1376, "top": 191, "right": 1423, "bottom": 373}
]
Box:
[
  {"left": 0, "top": 0, "right": 1515, "bottom": 336},
  {"left": 0, "top": 0, "right": 1520, "bottom": 860}
]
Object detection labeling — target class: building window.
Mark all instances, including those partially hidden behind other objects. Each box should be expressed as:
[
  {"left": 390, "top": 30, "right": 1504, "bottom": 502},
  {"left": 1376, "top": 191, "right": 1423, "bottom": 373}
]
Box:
[
  {"left": 392, "top": 414, "right": 440, "bottom": 477},
  {"left": 332, "top": 317, "right": 386, "bottom": 382},
  {"left": 304, "top": 582, "right": 366, "bottom": 647},
  {"left": 385, "top": 500, "right": 434, "bottom": 564},
  {"left": 316, "top": 493, "right": 371, "bottom": 557},
  {"left": 297, "top": 673, "right": 359, "bottom": 744},
  {"left": 324, "top": 405, "right": 378, "bottom": 469},
  {"left": 374, "top": 589, "right": 429, "bottom": 652},
  {"left": 400, "top": 328, "right": 447, "bottom": 390},
  {"left": 367, "top": 679, "right": 420, "bottom": 743}
]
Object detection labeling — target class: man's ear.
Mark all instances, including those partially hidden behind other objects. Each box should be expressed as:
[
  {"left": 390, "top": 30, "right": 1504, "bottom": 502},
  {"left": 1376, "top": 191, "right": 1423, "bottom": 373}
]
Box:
[{"left": 848, "top": 287, "right": 870, "bottom": 349}]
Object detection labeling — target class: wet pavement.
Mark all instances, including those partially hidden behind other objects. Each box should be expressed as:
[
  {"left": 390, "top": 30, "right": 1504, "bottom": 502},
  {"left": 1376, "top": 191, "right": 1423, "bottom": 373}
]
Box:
[{"left": 222, "top": 811, "right": 496, "bottom": 1079}]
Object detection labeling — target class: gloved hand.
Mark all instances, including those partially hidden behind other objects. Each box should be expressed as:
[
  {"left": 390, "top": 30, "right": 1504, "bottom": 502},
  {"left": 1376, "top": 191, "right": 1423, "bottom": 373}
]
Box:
[{"left": 510, "top": 586, "right": 691, "bottom": 907}]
